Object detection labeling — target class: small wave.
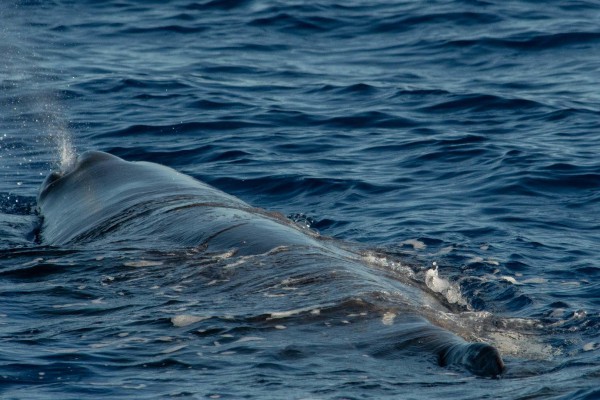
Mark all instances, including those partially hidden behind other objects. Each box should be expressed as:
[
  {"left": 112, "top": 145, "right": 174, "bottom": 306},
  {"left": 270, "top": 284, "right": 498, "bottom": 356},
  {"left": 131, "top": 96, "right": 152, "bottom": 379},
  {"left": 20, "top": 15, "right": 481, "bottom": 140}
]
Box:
[
  {"left": 371, "top": 11, "right": 502, "bottom": 34},
  {"left": 120, "top": 25, "right": 208, "bottom": 35},
  {"left": 104, "top": 120, "right": 269, "bottom": 137},
  {"left": 171, "top": 314, "right": 211, "bottom": 327},
  {"left": 521, "top": 173, "right": 600, "bottom": 192},
  {"left": 486, "top": 169, "right": 600, "bottom": 199},
  {"left": 211, "top": 174, "right": 393, "bottom": 205},
  {"left": 446, "top": 31, "right": 600, "bottom": 51},
  {"left": 83, "top": 78, "right": 192, "bottom": 94},
  {"left": 0, "top": 255, "right": 75, "bottom": 280},
  {"left": 324, "top": 82, "right": 379, "bottom": 95},
  {"left": 189, "top": 99, "right": 246, "bottom": 110},
  {"left": 319, "top": 111, "right": 419, "bottom": 129},
  {"left": 249, "top": 13, "right": 341, "bottom": 34},
  {"left": 422, "top": 93, "right": 544, "bottom": 113},
  {"left": 184, "top": 0, "right": 253, "bottom": 11}
]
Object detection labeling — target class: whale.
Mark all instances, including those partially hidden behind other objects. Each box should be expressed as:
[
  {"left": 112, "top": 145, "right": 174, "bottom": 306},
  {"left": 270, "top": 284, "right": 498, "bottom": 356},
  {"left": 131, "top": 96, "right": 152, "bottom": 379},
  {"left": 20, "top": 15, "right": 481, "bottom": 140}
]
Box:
[
  {"left": 37, "top": 151, "right": 317, "bottom": 254},
  {"left": 37, "top": 150, "right": 505, "bottom": 377}
]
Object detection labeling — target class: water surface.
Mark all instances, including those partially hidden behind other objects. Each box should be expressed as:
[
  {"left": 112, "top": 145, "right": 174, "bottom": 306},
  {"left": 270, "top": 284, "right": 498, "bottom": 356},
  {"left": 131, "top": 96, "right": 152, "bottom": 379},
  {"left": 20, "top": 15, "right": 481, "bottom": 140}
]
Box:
[{"left": 1, "top": 1, "right": 599, "bottom": 399}]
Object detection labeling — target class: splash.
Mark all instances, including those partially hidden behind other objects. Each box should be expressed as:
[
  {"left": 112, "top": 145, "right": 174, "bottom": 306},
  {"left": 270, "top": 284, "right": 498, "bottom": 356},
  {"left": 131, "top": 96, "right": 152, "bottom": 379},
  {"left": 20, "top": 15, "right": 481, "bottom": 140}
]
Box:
[
  {"left": 0, "top": 3, "right": 78, "bottom": 177},
  {"left": 42, "top": 99, "right": 76, "bottom": 173},
  {"left": 425, "top": 262, "right": 468, "bottom": 307},
  {"left": 54, "top": 130, "right": 76, "bottom": 172},
  {"left": 360, "top": 250, "right": 416, "bottom": 277}
]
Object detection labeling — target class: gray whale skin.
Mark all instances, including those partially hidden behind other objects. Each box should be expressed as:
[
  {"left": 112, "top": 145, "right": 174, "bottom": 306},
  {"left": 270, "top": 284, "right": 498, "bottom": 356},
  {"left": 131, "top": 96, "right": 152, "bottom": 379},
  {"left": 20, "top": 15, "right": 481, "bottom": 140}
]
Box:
[{"left": 37, "top": 150, "right": 505, "bottom": 377}]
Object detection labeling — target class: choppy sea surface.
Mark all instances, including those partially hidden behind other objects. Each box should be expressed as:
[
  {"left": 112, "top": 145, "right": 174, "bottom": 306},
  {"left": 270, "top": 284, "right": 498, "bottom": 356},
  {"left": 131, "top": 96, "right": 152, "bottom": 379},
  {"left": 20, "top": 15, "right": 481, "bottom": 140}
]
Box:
[{"left": 1, "top": 0, "right": 599, "bottom": 399}]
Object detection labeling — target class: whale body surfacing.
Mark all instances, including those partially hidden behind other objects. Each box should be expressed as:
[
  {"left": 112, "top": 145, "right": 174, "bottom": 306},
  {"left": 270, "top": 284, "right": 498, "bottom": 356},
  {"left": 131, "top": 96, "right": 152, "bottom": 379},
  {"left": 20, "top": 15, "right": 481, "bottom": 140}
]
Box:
[
  {"left": 37, "top": 151, "right": 505, "bottom": 377},
  {"left": 38, "top": 151, "right": 315, "bottom": 254}
]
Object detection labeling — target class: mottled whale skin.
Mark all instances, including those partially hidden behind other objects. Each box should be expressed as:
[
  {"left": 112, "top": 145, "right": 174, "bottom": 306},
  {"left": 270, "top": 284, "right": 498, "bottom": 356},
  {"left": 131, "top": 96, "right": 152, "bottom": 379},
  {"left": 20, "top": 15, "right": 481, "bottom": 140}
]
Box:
[{"left": 37, "top": 151, "right": 505, "bottom": 377}]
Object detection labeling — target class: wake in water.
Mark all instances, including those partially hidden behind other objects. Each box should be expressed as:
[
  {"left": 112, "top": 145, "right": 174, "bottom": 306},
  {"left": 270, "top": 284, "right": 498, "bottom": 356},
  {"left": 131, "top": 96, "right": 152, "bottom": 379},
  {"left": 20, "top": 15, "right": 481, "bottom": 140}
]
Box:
[{"left": 359, "top": 250, "right": 565, "bottom": 367}]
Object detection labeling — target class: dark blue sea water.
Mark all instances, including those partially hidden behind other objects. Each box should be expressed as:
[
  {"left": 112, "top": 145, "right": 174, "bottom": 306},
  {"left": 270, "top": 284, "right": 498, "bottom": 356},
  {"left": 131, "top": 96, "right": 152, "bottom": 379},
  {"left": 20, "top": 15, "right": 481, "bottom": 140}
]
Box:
[{"left": 1, "top": 0, "right": 599, "bottom": 398}]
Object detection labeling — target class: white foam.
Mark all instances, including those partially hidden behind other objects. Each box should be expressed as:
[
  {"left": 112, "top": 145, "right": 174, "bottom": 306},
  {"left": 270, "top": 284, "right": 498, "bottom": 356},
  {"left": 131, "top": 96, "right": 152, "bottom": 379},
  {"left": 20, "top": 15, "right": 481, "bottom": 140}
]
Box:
[
  {"left": 269, "top": 306, "right": 320, "bottom": 319},
  {"left": 160, "top": 344, "right": 187, "bottom": 354},
  {"left": 521, "top": 277, "right": 548, "bottom": 284},
  {"left": 234, "top": 336, "right": 266, "bottom": 343},
  {"left": 123, "top": 260, "right": 163, "bottom": 267},
  {"left": 401, "top": 239, "right": 426, "bottom": 250},
  {"left": 122, "top": 384, "right": 146, "bottom": 390},
  {"left": 500, "top": 276, "right": 518, "bottom": 284},
  {"left": 583, "top": 342, "right": 598, "bottom": 352},
  {"left": 213, "top": 250, "right": 237, "bottom": 260},
  {"left": 52, "top": 302, "right": 88, "bottom": 309},
  {"left": 437, "top": 246, "right": 454, "bottom": 255},
  {"left": 499, "top": 275, "right": 548, "bottom": 285},
  {"left": 361, "top": 251, "right": 415, "bottom": 277},
  {"left": 171, "top": 315, "right": 210, "bottom": 327},
  {"left": 467, "top": 255, "right": 500, "bottom": 266},
  {"left": 487, "top": 330, "right": 560, "bottom": 360},
  {"left": 425, "top": 263, "right": 468, "bottom": 307},
  {"left": 223, "top": 255, "right": 252, "bottom": 270},
  {"left": 382, "top": 311, "right": 396, "bottom": 325}
]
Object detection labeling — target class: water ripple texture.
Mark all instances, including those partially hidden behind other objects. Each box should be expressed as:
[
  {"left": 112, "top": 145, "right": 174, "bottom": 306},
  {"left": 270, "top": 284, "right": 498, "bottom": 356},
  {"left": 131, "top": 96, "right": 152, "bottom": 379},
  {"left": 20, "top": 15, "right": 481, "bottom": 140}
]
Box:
[{"left": 1, "top": 0, "right": 599, "bottom": 399}]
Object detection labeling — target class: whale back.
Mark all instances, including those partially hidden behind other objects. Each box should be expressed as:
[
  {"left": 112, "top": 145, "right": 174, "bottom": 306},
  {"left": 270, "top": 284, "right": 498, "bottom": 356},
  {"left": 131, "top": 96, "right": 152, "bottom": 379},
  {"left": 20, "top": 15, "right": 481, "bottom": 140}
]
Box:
[
  {"left": 36, "top": 151, "right": 505, "bottom": 377},
  {"left": 37, "top": 151, "right": 288, "bottom": 250}
]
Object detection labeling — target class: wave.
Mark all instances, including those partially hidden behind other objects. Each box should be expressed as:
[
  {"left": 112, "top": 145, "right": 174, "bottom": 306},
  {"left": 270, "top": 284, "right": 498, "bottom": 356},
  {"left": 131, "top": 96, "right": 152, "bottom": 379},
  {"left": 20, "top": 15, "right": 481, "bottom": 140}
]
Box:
[
  {"left": 446, "top": 31, "right": 600, "bottom": 51},
  {"left": 422, "top": 93, "right": 544, "bottom": 113}
]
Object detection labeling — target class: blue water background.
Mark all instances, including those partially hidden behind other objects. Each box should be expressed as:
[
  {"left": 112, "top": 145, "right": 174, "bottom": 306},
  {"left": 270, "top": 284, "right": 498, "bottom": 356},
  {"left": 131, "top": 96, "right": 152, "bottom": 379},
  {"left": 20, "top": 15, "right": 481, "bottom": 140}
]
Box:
[{"left": 1, "top": 0, "right": 599, "bottom": 398}]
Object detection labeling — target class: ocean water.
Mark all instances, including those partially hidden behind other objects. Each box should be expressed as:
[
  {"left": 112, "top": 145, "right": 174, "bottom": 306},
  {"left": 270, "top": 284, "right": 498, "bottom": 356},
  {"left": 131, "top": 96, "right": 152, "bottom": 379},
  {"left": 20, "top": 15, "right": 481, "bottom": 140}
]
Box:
[{"left": 1, "top": 0, "right": 599, "bottom": 398}]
